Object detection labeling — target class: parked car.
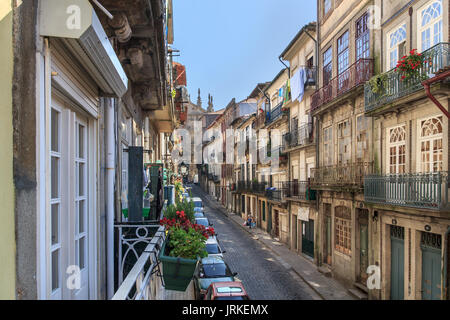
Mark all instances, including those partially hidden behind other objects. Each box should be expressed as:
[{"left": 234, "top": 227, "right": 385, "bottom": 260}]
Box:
[
  {"left": 193, "top": 207, "right": 204, "bottom": 213},
  {"left": 194, "top": 212, "right": 205, "bottom": 218},
  {"left": 194, "top": 256, "right": 237, "bottom": 300},
  {"left": 204, "top": 282, "right": 250, "bottom": 300},
  {"left": 205, "top": 237, "right": 225, "bottom": 258},
  {"left": 195, "top": 217, "right": 211, "bottom": 228},
  {"left": 191, "top": 197, "right": 203, "bottom": 209}
]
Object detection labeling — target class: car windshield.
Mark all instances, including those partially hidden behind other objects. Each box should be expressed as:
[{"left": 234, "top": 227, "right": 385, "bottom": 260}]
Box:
[
  {"left": 206, "top": 244, "right": 220, "bottom": 254},
  {"left": 194, "top": 213, "right": 204, "bottom": 218},
  {"left": 215, "top": 296, "right": 247, "bottom": 301},
  {"left": 193, "top": 201, "right": 202, "bottom": 208},
  {"left": 193, "top": 207, "right": 203, "bottom": 212},
  {"left": 196, "top": 219, "right": 209, "bottom": 227},
  {"left": 202, "top": 263, "right": 230, "bottom": 278}
]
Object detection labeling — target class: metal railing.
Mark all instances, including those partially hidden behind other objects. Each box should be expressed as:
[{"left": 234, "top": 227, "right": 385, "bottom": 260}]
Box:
[
  {"left": 365, "top": 43, "right": 450, "bottom": 113},
  {"left": 266, "top": 102, "right": 285, "bottom": 125},
  {"left": 311, "top": 162, "right": 374, "bottom": 187},
  {"left": 312, "top": 58, "right": 374, "bottom": 112},
  {"left": 266, "top": 183, "right": 287, "bottom": 202},
  {"left": 283, "top": 181, "right": 316, "bottom": 201},
  {"left": 113, "top": 226, "right": 166, "bottom": 300},
  {"left": 364, "top": 172, "right": 449, "bottom": 210},
  {"left": 283, "top": 123, "right": 314, "bottom": 150},
  {"left": 252, "top": 181, "right": 268, "bottom": 194}
]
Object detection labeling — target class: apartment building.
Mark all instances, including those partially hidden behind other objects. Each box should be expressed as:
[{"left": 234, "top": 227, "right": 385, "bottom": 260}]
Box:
[
  {"left": 312, "top": 0, "right": 375, "bottom": 291},
  {"left": 363, "top": 0, "right": 450, "bottom": 300},
  {"left": 280, "top": 23, "right": 319, "bottom": 259},
  {"left": 11, "top": 0, "right": 176, "bottom": 300}
]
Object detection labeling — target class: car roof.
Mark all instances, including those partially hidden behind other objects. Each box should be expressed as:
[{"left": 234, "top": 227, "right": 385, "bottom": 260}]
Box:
[
  {"left": 196, "top": 217, "right": 208, "bottom": 221},
  {"left": 191, "top": 197, "right": 202, "bottom": 202},
  {"left": 211, "top": 282, "right": 247, "bottom": 296},
  {"left": 206, "top": 237, "right": 218, "bottom": 245},
  {"left": 201, "top": 256, "right": 225, "bottom": 264}
]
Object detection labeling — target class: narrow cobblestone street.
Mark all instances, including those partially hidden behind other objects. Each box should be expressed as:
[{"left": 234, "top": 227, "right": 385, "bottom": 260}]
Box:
[{"left": 190, "top": 185, "right": 321, "bottom": 300}]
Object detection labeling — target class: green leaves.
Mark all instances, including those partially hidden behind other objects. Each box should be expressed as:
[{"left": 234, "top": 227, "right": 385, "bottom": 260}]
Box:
[{"left": 168, "top": 228, "right": 208, "bottom": 260}]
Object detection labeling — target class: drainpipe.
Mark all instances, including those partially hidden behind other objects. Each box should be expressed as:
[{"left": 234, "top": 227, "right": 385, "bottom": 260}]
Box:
[
  {"left": 105, "top": 98, "right": 116, "bottom": 299},
  {"left": 444, "top": 226, "right": 450, "bottom": 300},
  {"left": 422, "top": 70, "right": 450, "bottom": 119}
]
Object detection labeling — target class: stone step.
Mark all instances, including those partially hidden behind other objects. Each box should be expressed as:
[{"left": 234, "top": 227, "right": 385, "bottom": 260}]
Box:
[{"left": 348, "top": 287, "right": 368, "bottom": 300}]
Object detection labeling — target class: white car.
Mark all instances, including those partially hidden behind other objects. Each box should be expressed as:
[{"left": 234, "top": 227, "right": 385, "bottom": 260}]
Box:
[
  {"left": 191, "top": 197, "right": 203, "bottom": 209},
  {"left": 205, "top": 237, "right": 225, "bottom": 258}
]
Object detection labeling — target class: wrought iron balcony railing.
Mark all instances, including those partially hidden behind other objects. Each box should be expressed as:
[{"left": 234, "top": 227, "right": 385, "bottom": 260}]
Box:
[
  {"left": 266, "top": 188, "right": 285, "bottom": 202},
  {"left": 283, "top": 123, "right": 314, "bottom": 150},
  {"left": 304, "top": 66, "right": 317, "bottom": 87},
  {"left": 311, "top": 162, "right": 374, "bottom": 187},
  {"left": 364, "top": 42, "right": 450, "bottom": 114},
  {"left": 312, "top": 58, "right": 374, "bottom": 112},
  {"left": 113, "top": 225, "right": 165, "bottom": 300},
  {"left": 252, "top": 181, "right": 268, "bottom": 194},
  {"left": 364, "top": 172, "right": 449, "bottom": 210},
  {"left": 283, "top": 181, "right": 316, "bottom": 201},
  {"left": 266, "top": 102, "right": 286, "bottom": 125}
]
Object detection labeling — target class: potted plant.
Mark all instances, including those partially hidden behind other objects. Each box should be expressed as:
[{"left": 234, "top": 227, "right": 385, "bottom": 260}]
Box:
[
  {"left": 395, "top": 49, "right": 429, "bottom": 82},
  {"left": 159, "top": 210, "right": 215, "bottom": 291},
  {"left": 368, "top": 73, "right": 387, "bottom": 94}
]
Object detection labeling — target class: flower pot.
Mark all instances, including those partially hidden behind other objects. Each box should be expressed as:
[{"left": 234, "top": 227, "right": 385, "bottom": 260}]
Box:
[{"left": 158, "top": 238, "right": 199, "bottom": 291}]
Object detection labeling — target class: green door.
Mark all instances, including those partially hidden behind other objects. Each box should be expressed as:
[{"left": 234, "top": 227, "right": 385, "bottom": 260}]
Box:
[
  {"left": 302, "top": 220, "right": 314, "bottom": 258},
  {"left": 390, "top": 226, "right": 405, "bottom": 300},
  {"left": 421, "top": 233, "right": 442, "bottom": 300}
]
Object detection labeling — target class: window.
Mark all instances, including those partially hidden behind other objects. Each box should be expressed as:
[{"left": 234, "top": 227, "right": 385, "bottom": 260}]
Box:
[
  {"left": 324, "top": 0, "right": 332, "bottom": 16},
  {"left": 323, "top": 47, "right": 333, "bottom": 85},
  {"left": 387, "top": 24, "right": 407, "bottom": 70},
  {"left": 323, "top": 127, "right": 333, "bottom": 166},
  {"left": 419, "top": 116, "right": 443, "bottom": 173},
  {"left": 418, "top": 0, "right": 442, "bottom": 51},
  {"left": 337, "top": 31, "right": 350, "bottom": 91},
  {"left": 388, "top": 125, "right": 407, "bottom": 174},
  {"left": 338, "top": 119, "right": 351, "bottom": 164},
  {"left": 356, "top": 115, "right": 369, "bottom": 161},
  {"left": 50, "top": 107, "right": 62, "bottom": 294},
  {"left": 335, "top": 206, "right": 351, "bottom": 256},
  {"left": 356, "top": 13, "right": 370, "bottom": 60}
]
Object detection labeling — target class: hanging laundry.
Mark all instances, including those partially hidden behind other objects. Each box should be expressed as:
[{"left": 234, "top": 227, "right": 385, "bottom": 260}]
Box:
[{"left": 290, "top": 67, "right": 308, "bottom": 103}]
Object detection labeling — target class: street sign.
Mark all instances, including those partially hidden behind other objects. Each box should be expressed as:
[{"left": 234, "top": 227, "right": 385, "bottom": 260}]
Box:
[{"left": 40, "top": 0, "right": 93, "bottom": 39}]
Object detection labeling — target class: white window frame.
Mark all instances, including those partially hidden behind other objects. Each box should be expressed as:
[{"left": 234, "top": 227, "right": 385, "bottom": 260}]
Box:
[
  {"left": 416, "top": 115, "right": 444, "bottom": 173},
  {"left": 417, "top": 0, "right": 443, "bottom": 52},
  {"left": 386, "top": 23, "right": 407, "bottom": 71},
  {"left": 386, "top": 124, "right": 407, "bottom": 174}
]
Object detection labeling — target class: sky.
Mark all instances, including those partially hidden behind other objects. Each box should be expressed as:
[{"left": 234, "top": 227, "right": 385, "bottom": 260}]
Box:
[{"left": 172, "top": 0, "right": 317, "bottom": 111}]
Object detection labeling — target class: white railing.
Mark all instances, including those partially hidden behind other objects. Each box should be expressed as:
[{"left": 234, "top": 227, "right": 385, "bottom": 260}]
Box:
[{"left": 112, "top": 226, "right": 166, "bottom": 300}]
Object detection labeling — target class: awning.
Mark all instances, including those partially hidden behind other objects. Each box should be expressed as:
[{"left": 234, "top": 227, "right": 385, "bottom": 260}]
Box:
[{"left": 40, "top": 0, "right": 128, "bottom": 97}]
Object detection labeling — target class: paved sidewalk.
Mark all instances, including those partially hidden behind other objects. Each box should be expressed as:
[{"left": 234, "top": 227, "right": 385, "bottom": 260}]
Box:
[{"left": 202, "top": 193, "right": 355, "bottom": 300}]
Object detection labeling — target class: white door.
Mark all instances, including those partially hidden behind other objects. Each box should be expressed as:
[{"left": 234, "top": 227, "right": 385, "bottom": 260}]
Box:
[{"left": 49, "top": 97, "right": 90, "bottom": 300}]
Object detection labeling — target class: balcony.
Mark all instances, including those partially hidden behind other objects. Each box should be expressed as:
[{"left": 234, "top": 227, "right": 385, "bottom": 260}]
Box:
[
  {"left": 266, "top": 184, "right": 287, "bottom": 203},
  {"left": 283, "top": 123, "right": 314, "bottom": 151},
  {"left": 252, "top": 181, "right": 268, "bottom": 194},
  {"left": 365, "top": 43, "right": 449, "bottom": 114},
  {"left": 283, "top": 181, "right": 316, "bottom": 201},
  {"left": 213, "top": 174, "right": 220, "bottom": 183},
  {"left": 266, "top": 102, "right": 287, "bottom": 125},
  {"left": 311, "top": 59, "right": 374, "bottom": 113},
  {"left": 304, "top": 66, "right": 317, "bottom": 87},
  {"left": 364, "top": 172, "right": 449, "bottom": 210},
  {"left": 311, "top": 162, "right": 374, "bottom": 188}
]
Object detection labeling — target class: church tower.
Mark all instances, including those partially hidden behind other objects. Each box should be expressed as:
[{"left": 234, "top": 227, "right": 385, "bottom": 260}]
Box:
[
  {"left": 196, "top": 88, "right": 202, "bottom": 109},
  {"left": 207, "top": 94, "right": 214, "bottom": 112}
]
